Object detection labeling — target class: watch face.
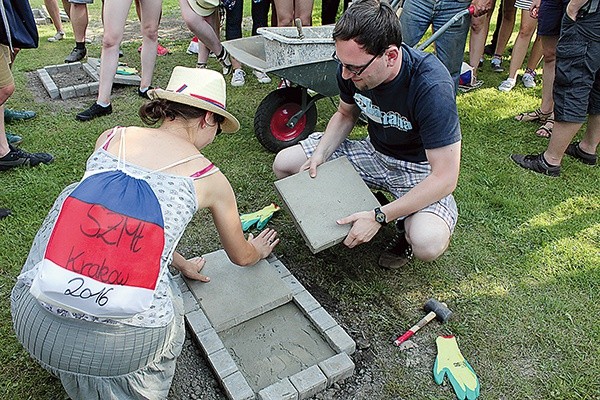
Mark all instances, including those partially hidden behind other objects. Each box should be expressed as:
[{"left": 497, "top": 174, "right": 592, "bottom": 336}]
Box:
[{"left": 375, "top": 210, "right": 386, "bottom": 223}]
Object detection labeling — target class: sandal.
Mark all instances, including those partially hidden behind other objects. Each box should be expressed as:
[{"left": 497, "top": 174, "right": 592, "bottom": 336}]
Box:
[
  {"left": 535, "top": 117, "right": 554, "bottom": 138},
  {"left": 515, "top": 108, "right": 552, "bottom": 122}
]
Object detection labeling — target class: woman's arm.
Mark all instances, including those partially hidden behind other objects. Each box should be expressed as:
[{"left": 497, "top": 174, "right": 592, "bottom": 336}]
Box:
[{"left": 195, "top": 171, "right": 279, "bottom": 266}]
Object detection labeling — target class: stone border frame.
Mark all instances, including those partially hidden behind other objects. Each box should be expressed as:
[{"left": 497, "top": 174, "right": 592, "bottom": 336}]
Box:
[
  {"left": 176, "top": 254, "right": 355, "bottom": 400},
  {"left": 37, "top": 62, "right": 99, "bottom": 100},
  {"left": 37, "top": 58, "right": 141, "bottom": 100}
]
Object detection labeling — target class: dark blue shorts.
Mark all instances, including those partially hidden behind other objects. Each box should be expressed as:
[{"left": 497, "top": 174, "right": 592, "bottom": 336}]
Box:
[
  {"left": 538, "top": 0, "right": 567, "bottom": 36},
  {"left": 553, "top": 13, "right": 600, "bottom": 123}
]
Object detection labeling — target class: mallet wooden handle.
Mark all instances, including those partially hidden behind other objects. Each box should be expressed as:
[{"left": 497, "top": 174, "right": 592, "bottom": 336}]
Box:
[{"left": 393, "top": 311, "right": 436, "bottom": 346}]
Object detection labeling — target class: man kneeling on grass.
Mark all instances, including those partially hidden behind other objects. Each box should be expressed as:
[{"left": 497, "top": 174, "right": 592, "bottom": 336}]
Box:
[{"left": 272, "top": 0, "right": 461, "bottom": 269}]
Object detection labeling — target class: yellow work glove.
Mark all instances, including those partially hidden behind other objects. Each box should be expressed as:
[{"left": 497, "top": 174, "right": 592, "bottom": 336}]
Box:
[
  {"left": 433, "top": 335, "right": 480, "bottom": 400},
  {"left": 116, "top": 65, "right": 138, "bottom": 75},
  {"left": 239, "top": 203, "right": 280, "bottom": 232}
]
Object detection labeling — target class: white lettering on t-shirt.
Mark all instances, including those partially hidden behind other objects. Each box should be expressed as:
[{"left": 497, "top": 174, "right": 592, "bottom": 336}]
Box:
[{"left": 354, "top": 94, "right": 413, "bottom": 131}]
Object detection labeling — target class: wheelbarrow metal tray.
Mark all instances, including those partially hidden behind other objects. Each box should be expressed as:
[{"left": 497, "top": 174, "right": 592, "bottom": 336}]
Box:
[
  {"left": 223, "top": 34, "right": 339, "bottom": 97},
  {"left": 257, "top": 25, "right": 335, "bottom": 69}
]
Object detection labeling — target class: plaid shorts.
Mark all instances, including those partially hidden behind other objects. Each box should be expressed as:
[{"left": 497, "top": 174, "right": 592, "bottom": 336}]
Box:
[{"left": 300, "top": 133, "right": 458, "bottom": 232}]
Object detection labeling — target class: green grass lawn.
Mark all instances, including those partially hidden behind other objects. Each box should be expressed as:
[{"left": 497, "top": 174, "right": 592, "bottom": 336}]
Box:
[{"left": 0, "top": 1, "right": 598, "bottom": 399}]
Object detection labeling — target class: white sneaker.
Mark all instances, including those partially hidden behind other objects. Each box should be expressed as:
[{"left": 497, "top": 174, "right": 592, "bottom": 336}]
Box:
[
  {"left": 231, "top": 69, "right": 246, "bottom": 87},
  {"left": 186, "top": 40, "right": 199, "bottom": 55},
  {"left": 521, "top": 72, "right": 536, "bottom": 88},
  {"left": 217, "top": 48, "right": 232, "bottom": 75},
  {"left": 48, "top": 31, "right": 65, "bottom": 42},
  {"left": 253, "top": 70, "right": 271, "bottom": 84},
  {"left": 498, "top": 78, "right": 516, "bottom": 92}
]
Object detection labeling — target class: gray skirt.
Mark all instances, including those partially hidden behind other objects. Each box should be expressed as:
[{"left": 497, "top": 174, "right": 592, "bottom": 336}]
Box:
[{"left": 11, "top": 279, "right": 185, "bottom": 400}]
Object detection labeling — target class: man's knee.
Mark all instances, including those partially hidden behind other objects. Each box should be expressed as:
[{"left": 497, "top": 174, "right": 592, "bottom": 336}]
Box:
[
  {"left": 410, "top": 237, "right": 449, "bottom": 262},
  {"left": 405, "top": 213, "right": 451, "bottom": 262},
  {"left": 272, "top": 145, "right": 306, "bottom": 179}
]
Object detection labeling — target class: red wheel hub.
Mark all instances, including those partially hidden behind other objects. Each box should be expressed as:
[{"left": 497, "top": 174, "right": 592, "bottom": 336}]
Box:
[{"left": 270, "top": 103, "right": 307, "bottom": 141}]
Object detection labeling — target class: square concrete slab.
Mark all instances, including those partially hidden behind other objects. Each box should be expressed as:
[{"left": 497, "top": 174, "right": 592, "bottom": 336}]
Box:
[
  {"left": 274, "top": 156, "right": 381, "bottom": 253},
  {"left": 185, "top": 249, "right": 292, "bottom": 332}
]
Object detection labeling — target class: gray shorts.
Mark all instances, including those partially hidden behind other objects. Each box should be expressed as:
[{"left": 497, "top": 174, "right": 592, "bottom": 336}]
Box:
[
  {"left": 11, "top": 279, "right": 185, "bottom": 399},
  {"left": 553, "top": 13, "right": 600, "bottom": 123},
  {"left": 69, "top": 0, "right": 93, "bottom": 4},
  {"left": 300, "top": 133, "right": 458, "bottom": 232}
]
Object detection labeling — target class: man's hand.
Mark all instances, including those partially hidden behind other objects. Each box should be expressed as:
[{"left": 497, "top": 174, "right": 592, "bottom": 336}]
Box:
[
  {"left": 300, "top": 153, "right": 325, "bottom": 178},
  {"left": 470, "top": 0, "right": 493, "bottom": 17},
  {"left": 529, "top": 0, "right": 541, "bottom": 18},
  {"left": 566, "top": 0, "right": 587, "bottom": 20},
  {"left": 337, "top": 210, "right": 382, "bottom": 248}
]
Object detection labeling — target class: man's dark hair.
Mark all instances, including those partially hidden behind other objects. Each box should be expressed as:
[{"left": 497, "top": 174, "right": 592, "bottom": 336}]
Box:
[{"left": 333, "top": 0, "right": 402, "bottom": 56}]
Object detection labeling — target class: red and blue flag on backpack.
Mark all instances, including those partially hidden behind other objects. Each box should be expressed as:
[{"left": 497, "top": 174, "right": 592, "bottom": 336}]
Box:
[{"left": 30, "top": 170, "right": 165, "bottom": 318}]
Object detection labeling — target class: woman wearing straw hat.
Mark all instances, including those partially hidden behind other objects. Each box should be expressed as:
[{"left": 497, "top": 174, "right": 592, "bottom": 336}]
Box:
[{"left": 10, "top": 67, "right": 279, "bottom": 400}]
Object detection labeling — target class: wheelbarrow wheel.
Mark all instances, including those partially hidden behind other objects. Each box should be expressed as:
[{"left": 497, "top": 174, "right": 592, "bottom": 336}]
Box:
[{"left": 254, "top": 87, "right": 317, "bottom": 153}]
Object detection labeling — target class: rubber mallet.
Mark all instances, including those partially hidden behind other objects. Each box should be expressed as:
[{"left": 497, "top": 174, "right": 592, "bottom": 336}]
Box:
[{"left": 393, "top": 299, "right": 452, "bottom": 346}]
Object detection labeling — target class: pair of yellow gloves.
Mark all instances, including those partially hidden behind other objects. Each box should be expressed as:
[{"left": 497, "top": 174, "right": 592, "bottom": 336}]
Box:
[{"left": 433, "top": 335, "right": 480, "bottom": 400}]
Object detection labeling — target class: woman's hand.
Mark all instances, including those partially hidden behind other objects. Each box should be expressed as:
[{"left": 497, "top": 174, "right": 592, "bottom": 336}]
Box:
[
  {"left": 175, "top": 256, "right": 211, "bottom": 282},
  {"left": 248, "top": 228, "right": 279, "bottom": 260}
]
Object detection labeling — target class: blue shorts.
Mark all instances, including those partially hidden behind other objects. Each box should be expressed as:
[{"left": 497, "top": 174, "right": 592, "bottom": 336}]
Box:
[
  {"left": 553, "top": 13, "right": 600, "bottom": 123},
  {"left": 300, "top": 133, "right": 458, "bottom": 232},
  {"left": 538, "top": 0, "right": 567, "bottom": 36}
]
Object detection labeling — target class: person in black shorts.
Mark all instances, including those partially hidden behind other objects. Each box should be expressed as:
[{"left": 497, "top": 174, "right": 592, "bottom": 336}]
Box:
[
  {"left": 511, "top": 0, "right": 600, "bottom": 176},
  {"left": 513, "top": 0, "right": 569, "bottom": 137}
]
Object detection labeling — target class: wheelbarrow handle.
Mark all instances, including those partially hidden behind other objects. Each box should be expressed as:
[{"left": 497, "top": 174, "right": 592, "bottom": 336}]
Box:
[{"left": 416, "top": 6, "right": 475, "bottom": 51}]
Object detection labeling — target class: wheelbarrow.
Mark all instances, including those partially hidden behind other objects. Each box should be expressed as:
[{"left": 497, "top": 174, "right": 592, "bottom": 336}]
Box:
[
  {"left": 223, "top": 7, "right": 474, "bottom": 153},
  {"left": 223, "top": 24, "right": 337, "bottom": 153}
]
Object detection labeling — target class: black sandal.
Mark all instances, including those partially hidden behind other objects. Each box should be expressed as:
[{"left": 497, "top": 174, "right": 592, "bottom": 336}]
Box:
[
  {"left": 515, "top": 108, "right": 552, "bottom": 123},
  {"left": 535, "top": 117, "right": 554, "bottom": 138}
]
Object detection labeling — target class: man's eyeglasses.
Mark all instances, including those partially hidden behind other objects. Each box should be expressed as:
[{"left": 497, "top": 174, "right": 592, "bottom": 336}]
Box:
[{"left": 331, "top": 51, "right": 380, "bottom": 76}]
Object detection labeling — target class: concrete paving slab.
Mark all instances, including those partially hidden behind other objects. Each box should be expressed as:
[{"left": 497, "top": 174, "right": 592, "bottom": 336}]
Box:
[
  {"left": 209, "top": 348, "right": 239, "bottom": 380},
  {"left": 323, "top": 325, "right": 356, "bottom": 355},
  {"left": 222, "top": 371, "right": 255, "bottom": 400},
  {"left": 289, "top": 365, "right": 328, "bottom": 400},
  {"left": 186, "top": 309, "right": 212, "bottom": 334},
  {"left": 293, "top": 290, "right": 320, "bottom": 313},
  {"left": 274, "top": 156, "right": 381, "bottom": 253},
  {"left": 185, "top": 250, "right": 292, "bottom": 332},
  {"left": 257, "top": 378, "right": 298, "bottom": 400},
  {"left": 318, "top": 353, "right": 355, "bottom": 386}
]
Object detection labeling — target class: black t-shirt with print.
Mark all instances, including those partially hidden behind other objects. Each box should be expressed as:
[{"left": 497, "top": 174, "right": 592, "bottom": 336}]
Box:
[{"left": 338, "top": 44, "right": 461, "bottom": 163}]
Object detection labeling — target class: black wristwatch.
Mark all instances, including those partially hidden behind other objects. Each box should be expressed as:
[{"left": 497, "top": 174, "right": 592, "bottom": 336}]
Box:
[{"left": 374, "top": 207, "right": 387, "bottom": 226}]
